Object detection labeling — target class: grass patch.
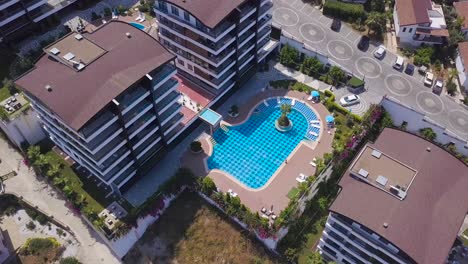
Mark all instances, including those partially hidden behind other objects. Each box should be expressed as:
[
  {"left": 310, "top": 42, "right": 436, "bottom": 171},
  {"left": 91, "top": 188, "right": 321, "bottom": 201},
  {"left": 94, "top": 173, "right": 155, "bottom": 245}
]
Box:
[
  {"left": 124, "top": 192, "right": 279, "bottom": 263},
  {"left": 0, "top": 86, "right": 12, "bottom": 102},
  {"left": 44, "top": 150, "right": 110, "bottom": 214},
  {"left": 348, "top": 76, "right": 365, "bottom": 88},
  {"left": 296, "top": 215, "right": 327, "bottom": 264},
  {"left": 19, "top": 237, "right": 63, "bottom": 264},
  {"left": 287, "top": 187, "right": 299, "bottom": 199}
]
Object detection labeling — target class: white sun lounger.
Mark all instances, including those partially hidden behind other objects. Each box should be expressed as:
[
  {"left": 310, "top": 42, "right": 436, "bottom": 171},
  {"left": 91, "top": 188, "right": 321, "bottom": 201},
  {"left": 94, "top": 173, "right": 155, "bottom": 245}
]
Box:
[
  {"left": 309, "top": 131, "right": 319, "bottom": 137},
  {"left": 310, "top": 161, "right": 317, "bottom": 167},
  {"left": 296, "top": 173, "right": 307, "bottom": 183},
  {"left": 311, "top": 124, "right": 320, "bottom": 129},
  {"left": 277, "top": 97, "right": 280, "bottom": 104},
  {"left": 310, "top": 120, "right": 320, "bottom": 124},
  {"left": 263, "top": 100, "right": 269, "bottom": 107},
  {"left": 291, "top": 99, "right": 296, "bottom": 106},
  {"left": 135, "top": 14, "right": 142, "bottom": 21},
  {"left": 307, "top": 96, "right": 313, "bottom": 101},
  {"left": 227, "top": 189, "right": 238, "bottom": 197},
  {"left": 138, "top": 16, "right": 146, "bottom": 22}
]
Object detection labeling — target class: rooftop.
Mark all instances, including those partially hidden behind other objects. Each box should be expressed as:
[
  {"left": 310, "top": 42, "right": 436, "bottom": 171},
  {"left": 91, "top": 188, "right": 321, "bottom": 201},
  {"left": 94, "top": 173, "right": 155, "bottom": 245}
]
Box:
[
  {"left": 330, "top": 128, "right": 468, "bottom": 264},
  {"left": 163, "top": 0, "right": 245, "bottom": 28},
  {"left": 395, "top": 0, "right": 431, "bottom": 26},
  {"left": 15, "top": 21, "right": 175, "bottom": 132},
  {"left": 349, "top": 145, "right": 417, "bottom": 200},
  {"left": 454, "top": 1, "right": 468, "bottom": 30}
]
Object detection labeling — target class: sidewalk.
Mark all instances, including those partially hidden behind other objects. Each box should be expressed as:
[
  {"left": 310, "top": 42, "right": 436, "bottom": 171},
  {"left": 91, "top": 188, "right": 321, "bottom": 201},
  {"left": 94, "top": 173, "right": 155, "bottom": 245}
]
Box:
[{"left": 0, "top": 138, "right": 121, "bottom": 264}]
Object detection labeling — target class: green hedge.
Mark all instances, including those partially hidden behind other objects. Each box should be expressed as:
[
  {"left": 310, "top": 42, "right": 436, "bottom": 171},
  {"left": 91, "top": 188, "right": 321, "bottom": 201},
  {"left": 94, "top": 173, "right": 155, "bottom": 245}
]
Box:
[
  {"left": 323, "top": 0, "right": 366, "bottom": 22},
  {"left": 323, "top": 91, "right": 362, "bottom": 123}
]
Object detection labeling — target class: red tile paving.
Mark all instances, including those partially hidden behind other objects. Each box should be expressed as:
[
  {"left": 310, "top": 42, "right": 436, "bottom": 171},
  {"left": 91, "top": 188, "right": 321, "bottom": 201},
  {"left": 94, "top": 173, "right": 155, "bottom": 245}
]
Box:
[
  {"left": 175, "top": 75, "right": 215, "bottom": 108},
  {"left": 181, "top": 89, "right": 334, "bottom": 214},
  {"left": 180, "top": 106, "right": 197, "bottom": 125}
]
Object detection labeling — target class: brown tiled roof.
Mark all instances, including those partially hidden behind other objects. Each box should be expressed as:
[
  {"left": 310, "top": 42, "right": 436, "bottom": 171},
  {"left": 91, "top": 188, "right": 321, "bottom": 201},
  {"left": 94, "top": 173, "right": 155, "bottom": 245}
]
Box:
[
  {"left": 395, "top": 0, "right": 431, "bottom": 26},
  {"left": 164, "top": 0, "right": 246, "bottom": 28},
  {"left": 415, "top": 27, "right": 449, "bottom": 36},
  {"left": 15, "top": 21, "right": 175, "bottom": 131},
  {"left": 330, "top": 128, "right": 468, "bottom": 264},
  {"left": 458, "top": 42, "right": 468, "bottom": 72},
  {"left": 454, "top": 1, "right": 468, "bottom": 30}
]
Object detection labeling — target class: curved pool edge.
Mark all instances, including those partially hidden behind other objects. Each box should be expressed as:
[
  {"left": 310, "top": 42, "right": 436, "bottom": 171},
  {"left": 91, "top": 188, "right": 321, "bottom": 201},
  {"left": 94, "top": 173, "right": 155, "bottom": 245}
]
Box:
[{"left": 206, "top": 140, "right": 316, "bottom": 192}]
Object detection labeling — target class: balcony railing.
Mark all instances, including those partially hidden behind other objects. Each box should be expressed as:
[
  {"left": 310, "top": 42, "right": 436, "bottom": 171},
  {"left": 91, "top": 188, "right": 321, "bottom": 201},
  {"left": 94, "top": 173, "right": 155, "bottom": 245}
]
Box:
[
  {"left": 155, "top": 5, "right": 235, "bottom": 40},
  {"left": 259, "top": 1, "right": 273, "bottom": 19},
  {"left": 154, "top": 78, "right": 178, "bottom": 100},
  {"left": 151, "top": 64, "right": 176, "bottom": 88}
]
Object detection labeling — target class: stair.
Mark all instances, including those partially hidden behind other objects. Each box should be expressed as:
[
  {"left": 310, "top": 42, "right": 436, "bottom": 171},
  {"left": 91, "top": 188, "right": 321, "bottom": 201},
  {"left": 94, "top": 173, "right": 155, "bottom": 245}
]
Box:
[
  {"left": 220, "top": 124, "right": 229, "bottom": 132},
  {"left": 209, "top": 137, "right": 217, "bottom": 146}
]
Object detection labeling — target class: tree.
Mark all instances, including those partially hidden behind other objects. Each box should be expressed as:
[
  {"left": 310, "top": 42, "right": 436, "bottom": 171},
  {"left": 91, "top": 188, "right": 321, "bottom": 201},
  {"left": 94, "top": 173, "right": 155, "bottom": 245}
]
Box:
[
  {"left": 279, "top": 44, "right": 299, "bottom": 68},
  {"left": 200, "top": 177, "right": 216, "bottom": 195},
  {"left": 306, "top": 251, "right": 325, "bottom": 264},
  {"left": 46, "top": 164, "right": 61, "bottom": 179},
  {"left": 365, "top": 12, "right": 386, "bottom": 35},
  {"left": 301, "top": 57, "right": 323, "bottom": 77},
  {"left": 318, "top": 197, "right": 329, "bottom": 212},
  {"left": 328, "top": 66, "right": 346, "bottom": 85},
  {"left": 446, "top": 79, "right": 457, "bottom": 96},
  {"left": 278, "top": 104, "right": 292, "bottom": 127},
  {"left": 2, "top": 78, "right": 18, "bottom": 94},
  {"left": 419, "top": 127, "right": 437, "bottom": 141},
  {"left": 60, "top": 256, "right": 82, "bottom": 264},
  {"left": 9, "top": 56, "right": 33, "bottom": 79},
  {"left": 448, "top": 17, "right": 464, "bottom": 46},
  {"left": 27, "top": 145, "right": 41, "bottom": 163}
]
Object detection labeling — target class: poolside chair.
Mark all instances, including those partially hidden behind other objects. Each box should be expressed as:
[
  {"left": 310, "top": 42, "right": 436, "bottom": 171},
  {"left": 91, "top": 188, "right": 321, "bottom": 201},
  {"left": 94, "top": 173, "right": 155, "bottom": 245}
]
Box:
[
  {"left": 291, "top": 99, "right": 296, "bottom": 106},
  {"left": 310, "top": 120, "right": 320, "bottom": 124},
  {"left": 309, "top": 131, "right": 318, "bottom": 137},
  {"left": 135, "top": 13, "right": 142, "bottom": 21},
  {"left": 311, "top": 124, "right": 320, "bottom": 129},
  {"left": 138, "top": 15, "right": 146, "bottom": 22},
  {"left": 310, "top": 161, "right": 317, "bottom": 167},
  {"left": 296, "top": 173, "right": 307, "bottom": 183},
  {"left": 307, "top": 95, "right": 313, "bottom": 101}
]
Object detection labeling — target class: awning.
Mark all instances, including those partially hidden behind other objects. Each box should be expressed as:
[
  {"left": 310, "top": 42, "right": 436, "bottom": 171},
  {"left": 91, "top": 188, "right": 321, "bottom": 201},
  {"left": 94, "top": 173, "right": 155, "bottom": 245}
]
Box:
[{"left": 415, "top": 28, "right": 449, "bottom": 37}]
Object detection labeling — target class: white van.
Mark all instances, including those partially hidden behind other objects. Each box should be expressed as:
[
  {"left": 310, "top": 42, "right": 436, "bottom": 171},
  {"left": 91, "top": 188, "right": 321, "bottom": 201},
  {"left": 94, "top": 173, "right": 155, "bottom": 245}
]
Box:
[{"left": 393, "top": 56, "right": 404, "bottom": 70}]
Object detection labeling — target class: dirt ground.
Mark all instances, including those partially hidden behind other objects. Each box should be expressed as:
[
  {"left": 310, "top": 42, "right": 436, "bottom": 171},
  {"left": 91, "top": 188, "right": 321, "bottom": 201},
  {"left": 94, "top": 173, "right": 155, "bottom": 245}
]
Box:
[{"left": 123, "top": 192, "right": 279, "bottom": 264}]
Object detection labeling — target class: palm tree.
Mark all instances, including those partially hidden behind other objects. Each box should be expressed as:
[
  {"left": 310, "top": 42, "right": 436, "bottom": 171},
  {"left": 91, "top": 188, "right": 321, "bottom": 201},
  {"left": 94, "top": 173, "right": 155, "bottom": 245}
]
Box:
[
  {"left": 419, "top": 127, "right": 437, "bottom": 141},
  {"left": 278, "top": 104, "right": 292, "bottom": 127},
  {"left": 46, "top": 164, "right": 61, "bottom": 179}
]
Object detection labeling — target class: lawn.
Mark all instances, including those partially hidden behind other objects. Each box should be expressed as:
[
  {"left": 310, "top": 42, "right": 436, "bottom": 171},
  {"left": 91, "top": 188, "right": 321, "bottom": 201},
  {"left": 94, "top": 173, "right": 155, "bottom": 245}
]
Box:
[
  {"left": 0, "top": 86, "right": 12, "bottom": 102},
  {"left": 124, "top": 191, "right": 279, "bottom": 264},
  {"left": 44, "top": 150, "right": 110, "bottom": 214},
  {"left": 287, "top": 187, "right": 299, "bottom": 199}
]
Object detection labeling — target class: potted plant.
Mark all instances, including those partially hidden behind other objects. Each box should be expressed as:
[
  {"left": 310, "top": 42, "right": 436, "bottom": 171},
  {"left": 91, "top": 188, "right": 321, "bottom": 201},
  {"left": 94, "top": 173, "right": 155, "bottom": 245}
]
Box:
[
  {"left": 275, "top": 104, "right": 293, "bottom": 132},
  {"left": 228, "top": 105, "right": 239, "bottom": 117},
  {"left": 190, "top": 141, "right": 202, "bottom": 153}
]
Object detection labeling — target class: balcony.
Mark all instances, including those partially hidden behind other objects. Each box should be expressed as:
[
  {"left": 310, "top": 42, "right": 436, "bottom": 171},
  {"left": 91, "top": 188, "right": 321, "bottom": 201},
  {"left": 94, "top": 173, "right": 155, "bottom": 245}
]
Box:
[
  {"left": 0, "top": 14, "right": 29, "bottom": 36},
  {"left": 0, "top": 0, "right": 19, "bottom": 11},
  {"left": 239, "top": 29, "right": 255, "bottom": 48},
  {"left": 154, "top": 78, "right": 178, "bottom": 102},
  {"left": 156, "top": 91, "right": 181, "bottom": 114},
  {"left": 258, "top": 1, "right": 273, "bottom": 20},
  {"left": 24, "top": 0, "right": 46, "bottom": 11},
  {"left": 258, "top": 14, "right": 272, "bottom": 32},
  {"left": 123, "top": 99, "right": 153, "bottom": 125},
  {"left": 0, "top": 4, "right": 25, "bottom": 26},
  {"left": 81, "top": 110, "right": 118, "bottom": 139},
  {"left": 258, "top": 26, "right": 271, "bottom": 44},
  {"left": 155, "top": 5, "right": 235, "bottom": 41},
  {"left": 100, "top": 144, "right": 129, "bottom": 168},
  {"left": 160, "top": 105, "right": 182, "bottom": 127},
  {"left": 86, "top": 122, "right": 121, "bottom": 151},
  {"left": 127, "top": 113, "right": 157, "bottom": 137},
  {"left": 162, "top": 113, "right": 184, "bottom": 135},
  {"left": 114, "top": 166, "right": 137, "bottom": 188},
  {"left": 150, "top": 64, "right": 176, "bottom": 89},
  {"left": 105, "top": 158, "right": 134, "bottom": 182},
  {"left": 119, "top": 86, "right": 150, "bottom": 114},
  {"left": 131, "top": 122, "right": 160, "bottom": 149},
  {"left": 239, "top": 4, "right": 256, "bottom": 23},
  {"left": 133, "top": 130, "right": 162, "bottom": 157}
]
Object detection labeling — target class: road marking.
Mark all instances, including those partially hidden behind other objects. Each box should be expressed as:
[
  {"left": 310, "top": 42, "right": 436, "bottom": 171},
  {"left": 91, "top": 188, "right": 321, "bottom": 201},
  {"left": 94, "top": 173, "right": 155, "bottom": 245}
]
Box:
[{"left": 291, "top": 1, "right": 304, "bottom": 9}]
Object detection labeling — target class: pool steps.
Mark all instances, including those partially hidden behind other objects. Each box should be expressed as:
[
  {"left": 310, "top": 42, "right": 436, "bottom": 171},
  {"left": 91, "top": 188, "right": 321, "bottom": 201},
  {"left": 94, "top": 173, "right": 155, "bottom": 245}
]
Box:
[
  {"left": 220, "top": 124, "right": 229, "bottom": 132},
  {"left": 209, "top": 136, "right": 217, "bottom": 146}
]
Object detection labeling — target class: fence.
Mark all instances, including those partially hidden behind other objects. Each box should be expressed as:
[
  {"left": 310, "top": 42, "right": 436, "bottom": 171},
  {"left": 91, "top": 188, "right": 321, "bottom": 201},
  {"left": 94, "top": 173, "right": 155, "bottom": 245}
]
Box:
[{"left": 381, "top": 96, "right": 468, "bottom": 156}]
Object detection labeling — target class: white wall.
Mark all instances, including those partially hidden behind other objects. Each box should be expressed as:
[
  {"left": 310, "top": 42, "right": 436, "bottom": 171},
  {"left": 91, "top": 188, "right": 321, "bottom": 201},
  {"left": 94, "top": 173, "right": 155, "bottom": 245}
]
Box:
[
  {"left": 455, "top": 53, "right": 468, "bottom": 92},
  {"left": 381, "top": 96, "right": 468, "bottom": 156},
  {"left": 0, "top": 108, "right": 46, "bottom": 148}
]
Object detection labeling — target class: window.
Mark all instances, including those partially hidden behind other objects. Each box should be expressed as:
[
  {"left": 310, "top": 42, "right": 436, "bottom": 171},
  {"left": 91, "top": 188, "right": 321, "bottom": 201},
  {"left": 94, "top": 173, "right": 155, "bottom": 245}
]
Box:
[
  {"left": 177, "top": 59, "right": 185, "bottom": 66},
  {"left": 158, "top": 1, "right": 167, "bottom": 11},
  {"left": 171, "top": 6, "right": 179, "bottom": 16},
  {"left": 409, "top": 28, "right": 413, "bottom": 33},
  {"left": 402, "top": 27, "right": 406, "bottom": 32},
  {"left": 188, "top": 64, "right": 193, "bottom": 71},
  {"left": 184, "top": 11, "right": 190, "bottom": 21}
]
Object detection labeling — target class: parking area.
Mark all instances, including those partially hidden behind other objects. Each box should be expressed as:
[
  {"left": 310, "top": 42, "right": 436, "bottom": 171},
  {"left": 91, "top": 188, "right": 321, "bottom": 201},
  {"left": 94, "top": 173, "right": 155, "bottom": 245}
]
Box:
[{"left": 272, "top": 0, "right": 468, "bottom": 139}]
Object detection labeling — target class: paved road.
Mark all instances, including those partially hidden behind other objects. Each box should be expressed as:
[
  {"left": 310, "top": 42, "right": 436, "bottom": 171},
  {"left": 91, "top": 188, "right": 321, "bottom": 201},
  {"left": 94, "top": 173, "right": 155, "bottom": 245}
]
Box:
[
  {"left": 0, "top": 138, "right": 120, "bottom": 264},
  {"left": 272, "top": 0, "right": 468, "bottom": 140}
]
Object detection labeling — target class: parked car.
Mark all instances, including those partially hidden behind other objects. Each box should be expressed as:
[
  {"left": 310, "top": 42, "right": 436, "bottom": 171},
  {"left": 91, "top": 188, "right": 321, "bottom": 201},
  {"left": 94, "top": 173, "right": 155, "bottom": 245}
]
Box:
[
  {"left": 433, "top": 79, "right": 443, "bottom": 93},
  {"left": 418, "top": 65, "right": 428, "bottom": 75},
  {"left": 373, "top": 45, "right": 386, "bottom": 59},
  {"left": 339, "top": 94, "right": 361, "bottom": 106},
  {"left": 405, "top": 63, "right": 415, "bottom": 75},
  {"left": 393, "top": 56, "right": 404, "bottom": 70},
  {"left": 424, "top": 72, "right": 434, "bottom": 87},
  {"left": 357, "top": 36, "right": 370, "bottom": 51},
  {"left": 331, "top": 19, "right": 341, "bottom": 31}
]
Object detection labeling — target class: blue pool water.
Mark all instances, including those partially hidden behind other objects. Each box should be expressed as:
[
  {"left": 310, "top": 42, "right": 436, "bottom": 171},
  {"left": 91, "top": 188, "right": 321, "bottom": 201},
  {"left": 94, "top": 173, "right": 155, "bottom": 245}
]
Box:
[
  {"left": 129, "top": 22, "right": 145, "bottom": 30},
  {"left": 207, "top": 98, "right": 319, "bottom": 189}
]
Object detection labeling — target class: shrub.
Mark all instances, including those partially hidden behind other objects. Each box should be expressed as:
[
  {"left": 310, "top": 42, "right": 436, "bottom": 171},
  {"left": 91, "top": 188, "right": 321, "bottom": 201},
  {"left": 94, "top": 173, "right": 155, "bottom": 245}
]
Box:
[
  {"left": 279, "top": 44, "right": 299, "bottom": 68},
  {"left": 103, "top": 7, "right": 111, "bottom": 17},
  {"left": 446, "top": 79, "right": 457, "bottom": 96},
  {"left": 199, "top": 177, "right": 216, "bottom": 196},
  {"left": 20, "top": 237, "right": 60, "bottom": 255},
  {"left": 26, "top": 221, "right": 36, "bottom": 230},
  {"left": 413, "top": 46, "right": 434, "bottom": 66},
  {"left": 60, "top": 257, "right": 82, "bottom": 264},
  {"left": 348, "top": 76, "right": 365, "bottom": 88},
  {"left": 300, "top": 57, "right": 323, "bottom": 78},
  {"left": 419, "top": 127, "right": 437, "bottom": 141},
  {"left": 269, "top": 79, "right": 296, "bottom": 89},
  {"left": 90, "top": 11, "right": 100, "bottom": 21},
  {"left": 190, "top": 141, "right": 202, "bottom": 152},
  {"left": 328, "top": 66, "right": 347, "bottom": 85},
  {"left": 323, "top": 0, "right": 366, "bottom": 22},
  {"left": 116, "top": 5, "right": 128, "bottom": 15}
]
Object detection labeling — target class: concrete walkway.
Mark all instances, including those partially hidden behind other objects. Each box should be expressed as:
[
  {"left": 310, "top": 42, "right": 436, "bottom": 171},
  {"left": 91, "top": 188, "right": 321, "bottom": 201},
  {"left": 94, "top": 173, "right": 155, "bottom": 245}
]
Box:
[{"left": 0, "top": 138, "right": 121, "bottom": 264}]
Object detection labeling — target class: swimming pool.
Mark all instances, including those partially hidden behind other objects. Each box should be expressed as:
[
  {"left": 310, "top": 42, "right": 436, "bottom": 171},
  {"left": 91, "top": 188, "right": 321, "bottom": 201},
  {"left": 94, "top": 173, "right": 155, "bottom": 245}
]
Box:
[
  {"left": 207, "top": 97, "right": 320, "bottom": 189},
  {"left": 129, "top": 22, "right": 145, "bottom": 30}
]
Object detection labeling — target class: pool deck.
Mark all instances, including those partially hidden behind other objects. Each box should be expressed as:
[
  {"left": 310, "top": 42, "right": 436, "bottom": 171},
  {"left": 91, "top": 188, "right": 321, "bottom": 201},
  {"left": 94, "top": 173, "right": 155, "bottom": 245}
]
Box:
[{"left": 181, "top": 89, "right": 334, "bottom": 214}]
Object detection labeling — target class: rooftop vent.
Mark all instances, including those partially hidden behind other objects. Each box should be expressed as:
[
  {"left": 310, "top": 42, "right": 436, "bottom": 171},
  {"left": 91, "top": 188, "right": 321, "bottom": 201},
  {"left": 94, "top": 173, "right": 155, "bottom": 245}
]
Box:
[
  {"left": 426, "top": 147, "right": 431, "bottom": 152},
  {"left": 49, "top": 47, "right": 60, "bottom": 55},
  {"left": 383, "top": 222, "right": 388, "bottom": 228},
  {"left": 74, "top": 34, "right": 83, "bottom": 40},
  {"left": 45, "top": 84, "right": 52, "bottom": 92},
  {"left": 371, "top": 150, "right": 382, "bottom": 159},
  {"left": 358, "top": 168, "right": 369, "bottom": 178},
  {"left": 376, "top": 175, "right": 388, "bottom": 186},
  {"left": 126, "top": 32, "right": 131, "bottom": 38},
  {"left": 63, "top": 52, "right": 75, "bottom": 61}
]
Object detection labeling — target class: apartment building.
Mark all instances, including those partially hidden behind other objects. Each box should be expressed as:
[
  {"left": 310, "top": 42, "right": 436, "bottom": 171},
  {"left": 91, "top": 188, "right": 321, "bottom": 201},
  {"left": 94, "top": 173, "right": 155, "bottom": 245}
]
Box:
[
  {"left": 394, "top": 0, "right": 448, "bottom": 47},
  {"left": 455, "top": 42, "right": 468, "bottom": 93},
  {"left": 153, "top": 0, "right": 276, "bottom": 94},
  {"left": 15, "top": 21, "right": 184, "bottom": 192},
  {"left": 0, "top": 0, "right": 80, "bottom": 42},
  {"left": 318, "top": 128, "right": 468, "bottom": 264}
]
